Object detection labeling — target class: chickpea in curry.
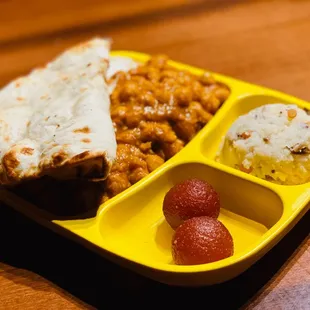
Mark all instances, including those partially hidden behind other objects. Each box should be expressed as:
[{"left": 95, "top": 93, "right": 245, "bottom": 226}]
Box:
[{"left": 103, "top": 55, "right": 230, "bottom": 200}]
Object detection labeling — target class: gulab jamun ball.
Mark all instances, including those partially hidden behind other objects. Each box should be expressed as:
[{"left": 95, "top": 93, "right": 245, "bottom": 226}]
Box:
[
  {"left": 172, "top": 216, "right": 234, "bottom": 265},
  {"left": 163, "top": 178, "right": 220, "bottom": 230}
]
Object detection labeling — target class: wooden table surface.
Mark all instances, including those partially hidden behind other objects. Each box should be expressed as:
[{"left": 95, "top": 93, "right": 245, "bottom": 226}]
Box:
[{"left": 0, "top": 0, "right": 309, "bottom": 308}]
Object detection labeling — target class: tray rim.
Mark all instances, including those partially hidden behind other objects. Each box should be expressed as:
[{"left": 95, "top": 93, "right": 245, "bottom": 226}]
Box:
[
  {"left": 1, "top": 50, "right": 310, "bottom": 285},
  {"left": 49, "top": 46, "right": 310, "bottom": 273},
  {"left": 57, "top": 50, "right": 310, "bottom": 274}
]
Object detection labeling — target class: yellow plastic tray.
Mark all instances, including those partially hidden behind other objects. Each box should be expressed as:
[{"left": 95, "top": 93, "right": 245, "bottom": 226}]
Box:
[{"left": 1, "top": 51, "right": 309, "bottom": 287}]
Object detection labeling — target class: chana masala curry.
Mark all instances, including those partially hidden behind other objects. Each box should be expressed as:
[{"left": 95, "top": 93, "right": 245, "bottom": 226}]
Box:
[
  {"left": 11, "top": 54, "right": 230, "bottom": 218},
  {"left": 104, "top": 55, "right": 230, "bottom": 200}
]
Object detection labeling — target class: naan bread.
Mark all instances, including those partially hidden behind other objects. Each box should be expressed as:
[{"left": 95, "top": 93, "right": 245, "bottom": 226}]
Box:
[{"left": 0, "top": 38, "right": 117, "bottom": 186}]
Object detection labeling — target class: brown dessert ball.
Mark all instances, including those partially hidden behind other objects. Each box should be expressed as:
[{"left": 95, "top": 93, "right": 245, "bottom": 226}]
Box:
[
  {"left": 172, "top": 216, "right": 234, "bottom": 265},
  {"left": 163, "top": 178, "right": 220, "bottom": 229}
]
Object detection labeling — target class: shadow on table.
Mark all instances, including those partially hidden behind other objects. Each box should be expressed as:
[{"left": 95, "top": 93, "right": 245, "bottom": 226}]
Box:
[
  {"left": 6, "top": 176, "right": 104, "bottom": 220},
  {"left": 0, "top": 202, "right": 308, "bottom": 309}
]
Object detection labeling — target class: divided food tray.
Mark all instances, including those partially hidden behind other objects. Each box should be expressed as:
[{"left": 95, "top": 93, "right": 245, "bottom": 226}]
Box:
[{"left": 1, "top": 51, "right": 309, "bottom": 287}]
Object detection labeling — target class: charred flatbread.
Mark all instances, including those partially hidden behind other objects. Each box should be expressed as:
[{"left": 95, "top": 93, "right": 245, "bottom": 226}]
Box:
[{"left": 0, "top": 38, "right": 117, "bottom": 186}]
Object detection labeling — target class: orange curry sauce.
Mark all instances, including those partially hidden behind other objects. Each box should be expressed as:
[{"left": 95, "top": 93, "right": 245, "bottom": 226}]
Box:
[{"left": 103, "top": 55, "right": 230, "bottom": 200}]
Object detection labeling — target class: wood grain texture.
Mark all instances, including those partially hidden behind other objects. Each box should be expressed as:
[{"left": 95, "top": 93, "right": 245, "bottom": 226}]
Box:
[
  {"left": 0, "top": 0, "right": 310, "bottom": 100},
  {"left": 0, "top": 0, "right": 309, "bottom": 309},
  {"left": 0, "top": 0, "right": 194, "bottom": 43},
  {"left": 0, "top": 263, "right": 93, "bottom": 310},
  {"left": 245, "top": 237, "right": 310, "bottom": 310}
]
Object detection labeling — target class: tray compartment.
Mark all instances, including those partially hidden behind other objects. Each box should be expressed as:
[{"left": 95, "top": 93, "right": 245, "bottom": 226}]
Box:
[
  {"left": 98, "top": 161, "right": 283, "bottom": 266},
  {"left": 201, "top": 93, "right": 304, "bottom": 160}
]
